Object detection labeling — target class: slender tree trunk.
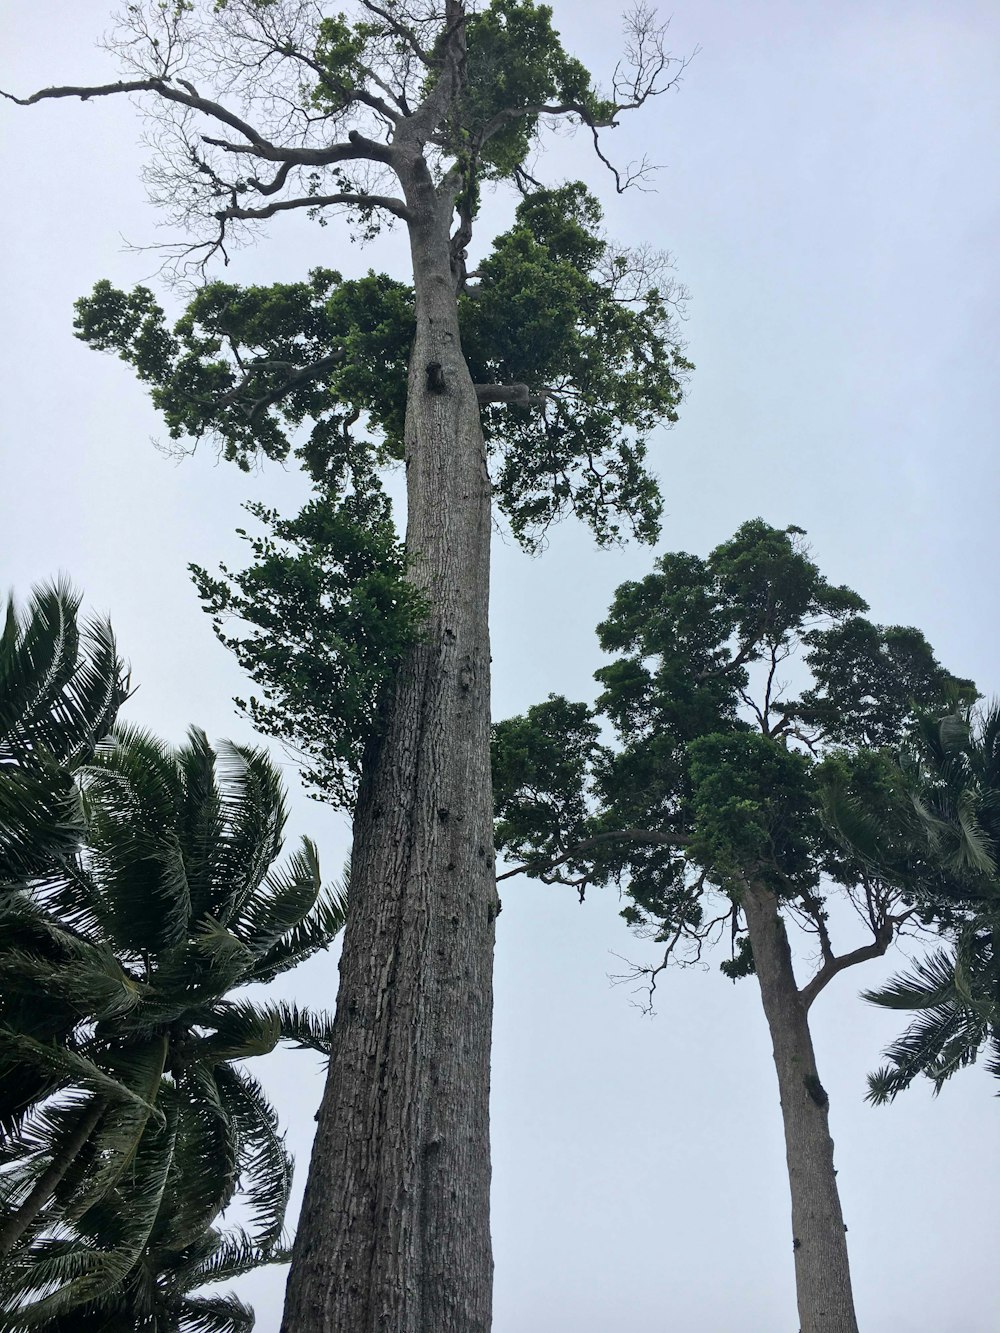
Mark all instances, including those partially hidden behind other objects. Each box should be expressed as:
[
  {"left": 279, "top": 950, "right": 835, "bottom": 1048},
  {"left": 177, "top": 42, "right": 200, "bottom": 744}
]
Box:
[
  {"left": 741, "top": 882, "right": 859, "bottom": 1333},
  {"left": 280, "top": 161, "right": 496, "bottom": 1333},
  {"left": 0, "top": 1095, "right": 105, "bottom": 1258}
]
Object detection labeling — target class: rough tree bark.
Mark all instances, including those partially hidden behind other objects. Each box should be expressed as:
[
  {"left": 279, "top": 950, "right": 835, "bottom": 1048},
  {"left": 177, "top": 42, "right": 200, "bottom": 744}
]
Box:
[
  {"left": 279, "top": 152, "right": 496, "bottom": 1333},
  {"left": 741, "top": 881, "right": 859, "bottom": 1333}
]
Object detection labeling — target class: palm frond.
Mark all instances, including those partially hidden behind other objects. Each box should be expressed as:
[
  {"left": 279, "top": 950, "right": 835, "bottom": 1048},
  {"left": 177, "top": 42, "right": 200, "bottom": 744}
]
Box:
[
  {"left": 248, "top": 870, "right": 348, "bottom": 985},
  {"left": 862, "top": 948, "right": 962, "bottom": 1011},
  {"left": 214, "top": 1065, "right": 292, "bottom": 1250},
  {"left": 206, "top": 739, "right": 288, "bottom": 927},
  {"left": 0, "top": 579, "right": 124, "bottom": 769},
  {"left": 175, "top": 1291, "right": 256, "bottom": 1333},
  {"left": 235, "top": 836, "right": 322, "bottom": 956},
  {"left": 155, "top": 1065, "right": 241, "bottom": 1251},
  {"left": 864, "top": 948, "right": 989, "bottom": 1101},
  {"left": 0, "top": 1028, "right": 160, "bottom": 1119},
  {"left": 82, "top": 728, "right": 193, "bottom": 952},
  {"left": 5, "top": 1101, "right": 177, "bottom": 1326},
  {"left": 173, "top": 1225, "right": 288, "bottom": 1288}
]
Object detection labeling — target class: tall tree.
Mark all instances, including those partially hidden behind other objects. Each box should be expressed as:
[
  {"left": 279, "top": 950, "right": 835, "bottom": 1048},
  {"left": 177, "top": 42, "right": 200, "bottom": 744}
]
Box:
[
  {"left": 3, "top": 4, "right": 691, "bottom": 1325},
  {"left": 492, "top": 520, "right": 974, "bottom": 1333},
  {"left": 1, "top": 724, "right": 346, "bottom": 1329}
]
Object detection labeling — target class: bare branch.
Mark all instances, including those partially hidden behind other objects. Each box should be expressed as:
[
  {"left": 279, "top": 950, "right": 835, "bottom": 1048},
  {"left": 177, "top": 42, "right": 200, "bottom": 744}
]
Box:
[
  {"left": 216, "top": 351, "right": 346, "bottom": 422},
  {"left": 359, "top": 1, "right": 435, "bottom": 68},
  {"left": 221, "top": 189, "right": 410, "bottom": 223},
  {"left": 798, "top": 905, "right": 917, "bottom": 1011}
]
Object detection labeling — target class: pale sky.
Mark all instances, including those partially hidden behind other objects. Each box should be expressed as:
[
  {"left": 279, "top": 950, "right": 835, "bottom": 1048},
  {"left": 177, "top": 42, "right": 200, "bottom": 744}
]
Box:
[{"left": 2, "top": 2, "right": 999, "bottom": 1329}]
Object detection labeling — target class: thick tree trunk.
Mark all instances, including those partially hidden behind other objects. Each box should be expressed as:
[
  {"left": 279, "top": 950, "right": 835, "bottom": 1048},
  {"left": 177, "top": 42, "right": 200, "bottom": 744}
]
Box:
[
  {"left": 741, "top": 882, "right": 859, "bottom": 1333},
  {"left": 280, "top": 164, "right": 496, "bottom": 1333}
]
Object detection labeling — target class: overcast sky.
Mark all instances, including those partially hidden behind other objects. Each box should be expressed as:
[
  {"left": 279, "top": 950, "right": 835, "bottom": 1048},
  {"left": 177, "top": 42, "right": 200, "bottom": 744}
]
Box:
[{"left": 2, "top": 2, "right": 999, "bottom": 1329}]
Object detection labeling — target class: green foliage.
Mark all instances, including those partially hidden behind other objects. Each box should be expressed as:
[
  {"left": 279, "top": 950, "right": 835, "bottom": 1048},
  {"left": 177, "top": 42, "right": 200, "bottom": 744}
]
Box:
[
  {"left": 798, "top": 621, "right": 976, "bottom": 750},
  {"left": 75, "top": 191, "right": 686, "bottom": 548},
  {"left": 191, "top": 486, "right": 425, "bottom": 805},
  {"left": 852, "top": 704, "right": 1000, "bottom": 1099},
  {"left": 0, "top": 725, "right": 345, "bottom": 1328},
  {"left": 686, "top": 732, "right": 821, "bottom": 896},
  {"left": 492, "top": 694, "right": 601, "bottom": 874},
  {"left": 863, "top": 942, "right": 997, "bottom": 1103},
  {"left": 493, "top": 520, "right": 972, "bottom": 971},
  {"left": 1, "top": 580, "right": 127, "bottom": 885},
  {"left": 310, "top": 13, "right": 371, "bottom": 114},
  {"left": 74, "top": 270, "right": 413, "bottom": 474},
  {"left": 450, "top": 1, "right": 617, "bottom": 179},
  {"left": 77, "top": 182, "right": 688, "bottom": 802},
  {"left": 463, "top": 184, "right": 688, "bottom": 546}
]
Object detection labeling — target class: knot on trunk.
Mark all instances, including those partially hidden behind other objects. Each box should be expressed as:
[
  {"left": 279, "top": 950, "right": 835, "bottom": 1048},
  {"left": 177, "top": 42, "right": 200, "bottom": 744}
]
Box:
[{"left": 803, "top": 1073, "right": 829, "bottom": 1110}]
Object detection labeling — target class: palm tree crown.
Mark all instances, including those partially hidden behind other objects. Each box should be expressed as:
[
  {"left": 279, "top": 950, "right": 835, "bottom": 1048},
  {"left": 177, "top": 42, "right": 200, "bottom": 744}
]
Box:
[{"left": 1, "top": 723, "right": 346, "bottom": 1330}]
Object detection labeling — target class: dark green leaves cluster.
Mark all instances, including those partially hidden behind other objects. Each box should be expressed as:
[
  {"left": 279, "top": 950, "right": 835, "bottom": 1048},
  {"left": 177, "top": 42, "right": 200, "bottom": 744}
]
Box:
[
  {"left": 452, "top": 1, "right": 617, "bottom": 179},
  {"left": 1, "top": 580, "right": 127, "bottom": 884},
  {"left": 74, "top": 269, "right": 413, "bottom": 474},
  {"left": 75, "top": 187, "right": 686, "bottom": 546},
  {"left": 686, "top": 732, "right": 821, "bottom": 895},
  {"left": 493, "top": 519, "right": 973, "bottom": 952},
  {"left": 191, "top": 487, "right": 425, "bottom": 806},
  {"left": 464, "top": 184, "right": 688, "bottom": 545},
  {"left": 849, "top": 706, "right": 1000, "bottom": 1100}
]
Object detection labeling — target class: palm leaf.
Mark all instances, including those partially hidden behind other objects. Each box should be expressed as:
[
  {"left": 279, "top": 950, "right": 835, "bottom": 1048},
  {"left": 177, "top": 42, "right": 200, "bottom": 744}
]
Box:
[
  {"left": 235, "top": 836, "right": 322, "bottom": 956},
  {"left": 248, "top": 869, "right": 348, "bottom": 985},
  {"left": 214, "top": 1065, "right": 292, "bottom": 1250},
  {"left": 4, "top": 1100, "right": 178, "bottom": 1327},
  {"left": 174, "top": 1291, "right": 256, "bottom": 1333},
  {"left": 155, "top": 1065, "right": 241, "bottom": 1251},
  {"left": 205, "top": 739, "right": 288, "bottom": 927}
]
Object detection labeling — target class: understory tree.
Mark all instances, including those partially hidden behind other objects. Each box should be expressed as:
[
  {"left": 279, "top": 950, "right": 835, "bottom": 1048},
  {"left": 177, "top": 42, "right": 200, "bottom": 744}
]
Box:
[
  {"left": 492, "top": 519, "right": 975, "bottom": 1333},
  {"left": 3, "top": 3, "right": 691, "bottom": 1325},
  {"left": 0, "top": 723, "right": 346, "bottom": 1330}
]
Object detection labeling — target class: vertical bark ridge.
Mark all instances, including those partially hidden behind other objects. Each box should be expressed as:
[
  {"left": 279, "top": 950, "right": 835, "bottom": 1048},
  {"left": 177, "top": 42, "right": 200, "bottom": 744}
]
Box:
[{"left": 280, "top": 174, "right": 495, "bottom": 1332}]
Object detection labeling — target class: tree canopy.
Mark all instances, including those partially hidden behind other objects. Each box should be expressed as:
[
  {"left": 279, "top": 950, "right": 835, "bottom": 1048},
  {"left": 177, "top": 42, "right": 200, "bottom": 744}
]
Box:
[
  {"left": 494, "top": 518, "right": 974, "bottom": 960},
  {"left": 74, "top": 176, "right": 689, "bottom": 802}
]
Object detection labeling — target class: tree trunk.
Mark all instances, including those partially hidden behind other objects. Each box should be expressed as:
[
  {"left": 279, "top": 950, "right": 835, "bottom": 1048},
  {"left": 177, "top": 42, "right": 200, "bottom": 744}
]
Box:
[
  {"left": 280, "top": 162, "right": 496, "bottom": 1333},
  {"left": 0, "top": 1094, "right": 105, "bottom": 1258},
  {"left": 741, "top": 882, "right": 859, "bottom": 1333}
]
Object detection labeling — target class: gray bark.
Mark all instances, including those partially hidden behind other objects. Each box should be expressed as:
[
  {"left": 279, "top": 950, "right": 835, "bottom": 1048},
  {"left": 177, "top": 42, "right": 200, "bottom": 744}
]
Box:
[
  {"left": 741, "top": 882, "right": 859, "bottom": 1333},
  {"left": 280, "top": 155, "right": 496, "bottom": 1333}
]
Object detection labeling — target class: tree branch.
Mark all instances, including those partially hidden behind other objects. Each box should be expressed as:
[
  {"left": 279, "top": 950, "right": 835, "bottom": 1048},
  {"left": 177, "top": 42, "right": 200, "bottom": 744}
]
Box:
[
  {"left": 214, "top": 352, "right": 347, "bottom": 423},
  {"left": 2, "top": 79, "right": 398, "bottom": 171},
  {"left": 219, "top": 190, "right": 410, "bottom": 224},
  {"left": 799, "top": 918, "right": 898, "bottom": 1012},
  {"left": 496, "top": 827, "right": 686, "bottom": 885}
]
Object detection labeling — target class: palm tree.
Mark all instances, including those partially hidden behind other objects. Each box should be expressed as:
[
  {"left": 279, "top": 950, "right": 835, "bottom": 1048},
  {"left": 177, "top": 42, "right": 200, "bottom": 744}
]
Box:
[
  {"left": 1, "top": 579, "right": 129, "bottom": 1209},
  {"left": 0, "top": 725, "right": 347, "bottom": 1329},
  {"left": 1, "top": 578, "right": 127, "bottom": 885},
  {"left": 862, "top": 705, "right": 1000, "bottom": 1101}
]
